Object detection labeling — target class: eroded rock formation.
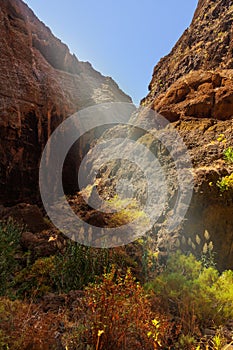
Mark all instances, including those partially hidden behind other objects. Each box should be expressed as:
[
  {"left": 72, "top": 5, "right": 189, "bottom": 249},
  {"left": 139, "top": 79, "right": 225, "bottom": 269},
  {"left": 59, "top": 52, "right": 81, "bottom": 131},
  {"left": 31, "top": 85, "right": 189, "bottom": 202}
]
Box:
[
  {"left": 142, "top": 0, "right": 233, "bottom": 105},
  {"left": 139, "top": 0, "right": 233, "bottom": 269},
  {"left": 0, "top": 0, "right": 131, "bottom": 205}
]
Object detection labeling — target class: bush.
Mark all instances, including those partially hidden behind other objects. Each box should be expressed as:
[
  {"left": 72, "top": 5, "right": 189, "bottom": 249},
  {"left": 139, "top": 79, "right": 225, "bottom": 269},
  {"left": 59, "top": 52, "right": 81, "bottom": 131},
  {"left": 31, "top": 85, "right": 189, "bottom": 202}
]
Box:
[
  {"left": 14, "top": 256, "right": 57, "bottom": 298},
  {"left": 14, "top": 241, "right": 134, "bottom": 297},
  {"left": 146, "top": 252, "right": 233, "bottom": 336},
  {"left": 223, "top": 146, "right": 233, "bottom": 163},
  {"left": 62, "top": 268, "right": 174, "bottom": 350},
  {"left": 0, "top": 297, "right": 62, "bottom": 350},
  {"left": 53, "top": 241, "right": 111, "bottom": 293}
]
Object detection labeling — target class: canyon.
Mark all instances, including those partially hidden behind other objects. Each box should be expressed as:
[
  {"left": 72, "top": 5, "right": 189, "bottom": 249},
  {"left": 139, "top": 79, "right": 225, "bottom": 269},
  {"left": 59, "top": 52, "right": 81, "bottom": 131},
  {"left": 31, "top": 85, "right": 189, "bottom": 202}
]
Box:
[{"left": 0, "top": 0, "right": 233, "bottom": 270}]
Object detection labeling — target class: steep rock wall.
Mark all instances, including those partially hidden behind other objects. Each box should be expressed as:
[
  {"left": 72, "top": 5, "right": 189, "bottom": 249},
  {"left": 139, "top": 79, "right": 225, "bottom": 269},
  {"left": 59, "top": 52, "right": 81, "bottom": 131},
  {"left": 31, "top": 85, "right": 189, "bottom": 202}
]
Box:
[
  {"left": 140, "top": 0, "right": 233, "bottom": 269},
  {"left": 0, "top": 0, "right": 131, "bottom": 205}
]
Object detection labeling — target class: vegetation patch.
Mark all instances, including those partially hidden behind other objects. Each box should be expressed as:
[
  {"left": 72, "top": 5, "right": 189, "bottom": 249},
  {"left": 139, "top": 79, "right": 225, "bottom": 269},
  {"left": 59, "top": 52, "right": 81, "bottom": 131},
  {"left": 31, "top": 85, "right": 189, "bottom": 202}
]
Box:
[
  {"left": 217, "top": 172, "right": 233, "bottom": 192},
  {"left": 223, "top": 146, "right": 233, "bottom": 163},
  {"left": 0, "top": 221, "right": 232, "bottom": 349}
]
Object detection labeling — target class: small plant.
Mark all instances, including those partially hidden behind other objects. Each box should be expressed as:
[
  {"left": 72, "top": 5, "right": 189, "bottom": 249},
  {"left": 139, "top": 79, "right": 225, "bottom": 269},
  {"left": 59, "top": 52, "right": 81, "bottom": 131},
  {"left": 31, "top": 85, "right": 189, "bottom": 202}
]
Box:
[
  {"left": 178, "top": 333, "right": 196, "bottom": 349},
  {"left": 0, "top": 219, "right": 23, "bottom": 296},
  {"left": 137, "top": 236, "right": 162, "bottom": 282},
  {"left": 215, "top": 138, "right": 233, "bottom": 192},
  {"left": 223, "top": 146, "right": 233, "bottom": 163},
  {"left": 201, "top": 240, "right": 216, "bottom": 268},
  {"left": 14, "top": 256, "right": 57, "bottom": 298},
  {"left": 106, "top": 195, "right": 149, "bottom": 228},
  {"left": 196, "top": 328, "right": 228, "bottom": 350},
  {"left": 216, "top": 173, "right": 233, "bottom": 192},
  {"left": 211, "top": 331, "right": 224, "bottom": 350}
]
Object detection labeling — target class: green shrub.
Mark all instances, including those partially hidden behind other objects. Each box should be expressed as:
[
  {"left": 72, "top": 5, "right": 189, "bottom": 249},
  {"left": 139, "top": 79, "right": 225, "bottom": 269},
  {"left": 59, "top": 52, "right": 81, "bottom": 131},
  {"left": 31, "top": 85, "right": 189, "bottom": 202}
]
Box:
[
  {"left": 146, "top": 252, "right": 233, "bottom": 335},
  {"left": 14, "top": 256, "right": 56, "bottom": 298},
  {"left": 14, "top": 241, "right": 133, "bottom": 297},
  {"left": 53, "top": 241, "right": 112, "bottom": 293},
  {"left": 223, "top": 146, "right": 233, "bottom": 163},
  {"left": 0, "top": 219, "right": 23, "bottom": 296},
  {"left": 107, "top": 195, "right": 149, "bottom": 227}
]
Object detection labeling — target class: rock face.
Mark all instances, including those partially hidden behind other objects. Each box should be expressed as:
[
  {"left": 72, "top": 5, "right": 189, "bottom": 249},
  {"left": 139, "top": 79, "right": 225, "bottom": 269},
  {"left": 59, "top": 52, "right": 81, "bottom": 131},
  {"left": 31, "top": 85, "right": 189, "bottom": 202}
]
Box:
[
  {"left": 152, "top": 70, "right": 233, "bottom": 122},
  {"left": 0, "top": 0, "right": 131, "bottom": 205},
  {"left": 142, "top": 0, "right": 233, "bottom": 105},
  {"left": 140, "top": 0, "right": 233, "bottom": 270},
  {"left": 78, "top": 0, "right": 233, "bottom": 270},
  {"left": 0, "top": 203, "right": 49, "bottom": 232}
]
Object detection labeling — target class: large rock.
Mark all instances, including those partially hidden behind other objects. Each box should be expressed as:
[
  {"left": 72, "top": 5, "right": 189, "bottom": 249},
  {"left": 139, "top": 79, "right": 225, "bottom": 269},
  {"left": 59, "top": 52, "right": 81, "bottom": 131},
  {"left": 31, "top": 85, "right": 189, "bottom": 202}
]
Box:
[
  {"left": 0, "top": 0, "right": 131, "bottom": 205},
  {"left": 0, "top": 203, "right": 49, "bottom": 232},
  {"left": 20, "top": 229, "right": 66, "bottom": 258},
  {"left": 153, "top": 70, "right": 233, "bottom": 121}
]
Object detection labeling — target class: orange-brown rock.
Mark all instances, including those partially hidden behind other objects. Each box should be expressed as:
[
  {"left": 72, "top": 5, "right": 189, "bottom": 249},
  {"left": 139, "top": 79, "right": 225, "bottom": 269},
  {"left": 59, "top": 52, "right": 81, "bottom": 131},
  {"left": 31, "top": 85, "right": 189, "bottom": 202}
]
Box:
[
  {"left": 143, "top": 0, "right": 233, "bottom": 105},
  {"left": 0, "top": 0, "right": 131, "bottom": 205},
  {"left": 140, "top": 0, "right": 233, "bottom": 270},
  {"left": 153, "top": 70, "right": 233, "bottom": 121},
  {"left": 0, "top": 203, "right": 49, "bottom": 232}
]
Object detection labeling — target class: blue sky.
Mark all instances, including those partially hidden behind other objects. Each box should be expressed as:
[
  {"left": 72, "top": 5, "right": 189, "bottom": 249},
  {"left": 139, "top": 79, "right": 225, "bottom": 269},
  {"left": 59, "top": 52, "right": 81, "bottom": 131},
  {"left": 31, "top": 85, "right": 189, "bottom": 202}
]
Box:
[{"left": 24, "top": 0, "right": 198, "bottom": 105}]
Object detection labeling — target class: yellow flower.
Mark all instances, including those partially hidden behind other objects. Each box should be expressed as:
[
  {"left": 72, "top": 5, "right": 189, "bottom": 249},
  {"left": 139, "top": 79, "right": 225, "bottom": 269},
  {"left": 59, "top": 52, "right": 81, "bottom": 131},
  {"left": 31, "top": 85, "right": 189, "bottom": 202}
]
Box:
[
  {"left": 217, "top": 133, "right": 225, "bottom": 142},
  {"left": 137, "top": 238, "right": 144, "bottom": 245},
  {"left": 98, "top": 330, "right": 104, "bottom": 337},
  {"left": 152, "top": 319, "right": 160, "bottom": 328},
  {"left": 153, "top": 252, "right": 159, "bottom": 259}
]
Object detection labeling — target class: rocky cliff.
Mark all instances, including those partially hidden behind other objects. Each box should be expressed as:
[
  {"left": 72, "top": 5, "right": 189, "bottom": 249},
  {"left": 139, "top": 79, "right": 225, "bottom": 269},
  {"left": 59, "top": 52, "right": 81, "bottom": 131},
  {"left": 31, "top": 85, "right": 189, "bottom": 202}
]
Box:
[
  {"left": 77, "top": 0, "right": 233, "bottom": 270},
  {"left": 139, "top": 0, "right": 233, "bottom": 269},
  {"left": 0, "top": 0, "right": 131, "bottom": 205},
  {"left": 143, "top": 0, "right": 233, "bottom": 106}
]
